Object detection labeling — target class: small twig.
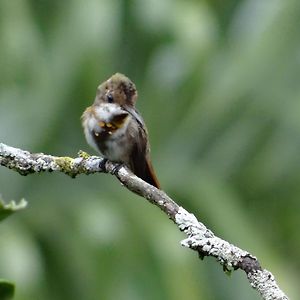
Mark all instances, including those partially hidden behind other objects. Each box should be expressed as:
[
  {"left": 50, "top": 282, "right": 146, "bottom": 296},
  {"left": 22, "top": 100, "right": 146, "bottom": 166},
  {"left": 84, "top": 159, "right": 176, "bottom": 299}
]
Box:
[{"left": 0, "top": 142, "right": 289, "bottom": 300}]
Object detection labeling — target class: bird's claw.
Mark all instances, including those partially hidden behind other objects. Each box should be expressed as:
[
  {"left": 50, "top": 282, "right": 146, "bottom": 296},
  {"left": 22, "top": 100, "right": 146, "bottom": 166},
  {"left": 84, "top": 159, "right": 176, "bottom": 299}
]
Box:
[{"left": 99, "top": 158, "right": 108, "bottom": 170}]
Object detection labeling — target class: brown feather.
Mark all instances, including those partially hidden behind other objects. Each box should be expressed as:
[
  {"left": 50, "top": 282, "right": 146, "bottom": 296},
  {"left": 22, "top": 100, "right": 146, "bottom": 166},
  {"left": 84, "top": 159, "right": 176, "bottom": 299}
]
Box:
[
  {"left": 143, "top": 159, "right": 160, "bottom": 189},
  {"left": 128, "top": 123, "right": 160, "bottom": 188}
]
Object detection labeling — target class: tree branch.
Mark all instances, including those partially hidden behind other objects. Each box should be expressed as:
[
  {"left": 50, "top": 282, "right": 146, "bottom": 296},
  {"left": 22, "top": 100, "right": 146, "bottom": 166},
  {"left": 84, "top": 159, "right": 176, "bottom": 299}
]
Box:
[{"left": 0, "top": 142, "right": 289, "bottom": 300}]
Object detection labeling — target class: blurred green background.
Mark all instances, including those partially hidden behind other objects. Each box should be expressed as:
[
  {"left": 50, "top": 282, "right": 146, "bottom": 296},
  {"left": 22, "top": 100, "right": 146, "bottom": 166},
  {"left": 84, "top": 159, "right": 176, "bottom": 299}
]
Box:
[{"left": 0, "top": 0, "right": 299, "bottom": 299}]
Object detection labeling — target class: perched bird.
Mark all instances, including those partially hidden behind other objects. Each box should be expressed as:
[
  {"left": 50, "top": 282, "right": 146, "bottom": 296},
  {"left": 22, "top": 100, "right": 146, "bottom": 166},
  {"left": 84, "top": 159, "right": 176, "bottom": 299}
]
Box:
[{"left": 82, "top": 73, "right": 160, "bottom": 188}]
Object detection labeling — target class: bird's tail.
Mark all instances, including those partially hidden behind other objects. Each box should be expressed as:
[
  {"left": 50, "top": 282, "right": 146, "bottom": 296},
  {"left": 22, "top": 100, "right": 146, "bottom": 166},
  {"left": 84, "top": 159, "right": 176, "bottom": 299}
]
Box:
[
  {"left": 142, "top": 159, "right": 160, "bottom": 189},
  {"left": 131, "top": 157, "right": 160, "bottom": 189}
]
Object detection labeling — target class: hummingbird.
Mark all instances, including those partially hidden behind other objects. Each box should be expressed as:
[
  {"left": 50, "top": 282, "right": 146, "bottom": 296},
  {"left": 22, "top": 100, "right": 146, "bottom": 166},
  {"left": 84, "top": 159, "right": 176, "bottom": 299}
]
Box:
[{"left": 81, "top": 73, "right": 160, "bottom": 189}]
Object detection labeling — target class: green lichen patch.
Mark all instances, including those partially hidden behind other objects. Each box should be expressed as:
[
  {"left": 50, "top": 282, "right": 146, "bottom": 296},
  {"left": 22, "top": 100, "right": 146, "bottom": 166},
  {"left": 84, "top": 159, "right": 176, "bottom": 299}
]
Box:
[
  {"left": 55, "top": 157, "right": 78, "bottom": 178},
  {"left": 78, "top": 150, "right": 90, "bottom": 159}
]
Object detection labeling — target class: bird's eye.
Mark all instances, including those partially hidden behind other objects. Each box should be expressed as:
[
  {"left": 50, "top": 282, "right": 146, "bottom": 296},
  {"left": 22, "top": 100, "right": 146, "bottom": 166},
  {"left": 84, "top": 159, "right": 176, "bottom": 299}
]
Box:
[{"left": 107, "top": 94, "right": 114, "bottom": 103}]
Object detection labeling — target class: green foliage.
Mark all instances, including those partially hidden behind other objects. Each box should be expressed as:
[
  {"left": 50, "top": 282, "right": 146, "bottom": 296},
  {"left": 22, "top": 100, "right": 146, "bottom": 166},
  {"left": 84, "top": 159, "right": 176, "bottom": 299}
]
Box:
[
  {"left": 0, "top": 280, "right": 15, "bottom": 300},
  {"left": 0, "top": 199, "right": 27, "bottom": 222},
  {"left": 0, "top": 0, "right": 299, "bottom": 299},
  {"left": 0, "top": 198, "right": 26, "bottom": 300}
]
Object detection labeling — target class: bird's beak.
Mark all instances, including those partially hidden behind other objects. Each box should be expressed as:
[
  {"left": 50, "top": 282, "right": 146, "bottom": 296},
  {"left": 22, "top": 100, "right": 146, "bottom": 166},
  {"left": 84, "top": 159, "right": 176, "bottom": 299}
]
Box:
[{"left": 111, "top": 112, "right": 129, "bottom": 128}]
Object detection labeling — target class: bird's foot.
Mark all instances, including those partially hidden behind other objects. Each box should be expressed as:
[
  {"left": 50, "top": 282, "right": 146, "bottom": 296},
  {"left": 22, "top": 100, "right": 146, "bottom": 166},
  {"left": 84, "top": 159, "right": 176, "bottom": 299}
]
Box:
[{"left": 99, "top": 158, "right": 108, "bottom": 171}]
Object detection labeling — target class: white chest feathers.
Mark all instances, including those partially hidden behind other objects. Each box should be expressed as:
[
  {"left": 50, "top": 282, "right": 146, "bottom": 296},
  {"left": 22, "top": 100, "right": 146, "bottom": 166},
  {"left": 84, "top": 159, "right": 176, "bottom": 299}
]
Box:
[{"left": 83, "top": 103, "right": 133, "bottom": 162}]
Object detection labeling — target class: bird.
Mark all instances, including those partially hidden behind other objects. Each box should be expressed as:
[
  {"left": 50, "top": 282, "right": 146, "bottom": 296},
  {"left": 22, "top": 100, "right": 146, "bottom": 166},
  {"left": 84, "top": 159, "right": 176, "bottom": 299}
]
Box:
[{"left": 81, "top": 73, "right": 160, "bottom": 188}]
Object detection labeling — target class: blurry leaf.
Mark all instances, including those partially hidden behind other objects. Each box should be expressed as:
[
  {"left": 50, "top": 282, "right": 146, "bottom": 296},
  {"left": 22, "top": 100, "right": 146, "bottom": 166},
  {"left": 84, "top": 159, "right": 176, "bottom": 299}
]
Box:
[
  {"left": 0, "top": 280, "right": 15, "bottom": 300},
  {"left": 0, "top": 198, "right": 27, "bottom": 222}
]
